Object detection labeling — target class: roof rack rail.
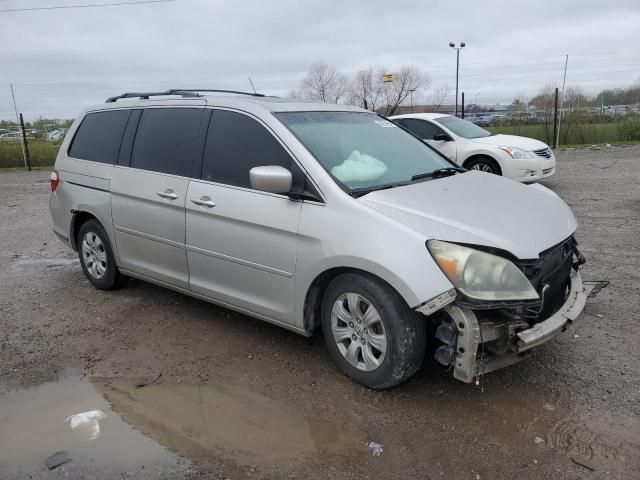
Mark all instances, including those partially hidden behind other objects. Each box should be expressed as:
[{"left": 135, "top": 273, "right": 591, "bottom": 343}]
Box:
[{"left": 105, "top": 89, "right": 265, "bottom": 103}]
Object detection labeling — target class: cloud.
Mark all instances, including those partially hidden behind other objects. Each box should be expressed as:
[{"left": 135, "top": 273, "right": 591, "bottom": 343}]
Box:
[{"left": 1, "top": 0, "right": 639, "bottom": 119}]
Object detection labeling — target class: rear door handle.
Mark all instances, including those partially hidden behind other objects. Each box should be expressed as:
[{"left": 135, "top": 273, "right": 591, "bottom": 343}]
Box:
[
  {"left": 157, "top": 189, "right": 178, "bottom": 200},
  {"left": 191, "top": 196, "right": 216, "bottom": 208}
]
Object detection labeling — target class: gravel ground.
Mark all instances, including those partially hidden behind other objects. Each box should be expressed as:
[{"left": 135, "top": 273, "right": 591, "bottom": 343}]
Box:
[{"left": 0, "top": 147, "right": 639, "bottom": 479}]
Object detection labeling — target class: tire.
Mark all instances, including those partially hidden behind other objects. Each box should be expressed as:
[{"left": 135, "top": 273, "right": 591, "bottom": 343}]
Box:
[
  {"left": 320, "top": 273, "right": 427, "bottom": 389},
  {"left": 77, "top": 219, "right": 126, "bottom": 290},
  {"left": 464, "top": 156, "right": 502, "bottom": 175}
]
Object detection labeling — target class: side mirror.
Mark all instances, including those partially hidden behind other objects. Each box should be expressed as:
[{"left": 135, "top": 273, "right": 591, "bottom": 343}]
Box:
[
  {"left": 433, "top": 133, "right": 452, "bottom": 142},
  {"left": 249, "top": 165, "right": 292, "bottom": 194}
]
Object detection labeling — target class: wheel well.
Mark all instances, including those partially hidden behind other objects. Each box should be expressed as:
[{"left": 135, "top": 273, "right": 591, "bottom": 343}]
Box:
[
  {"left": 462, "top": 154, "right": 502, "bottom": 174},
  {"left": 70, "top": 211, "right": 98, "bottom": 251},
  {"left": 303, "top": 267, "right": 403, "bottom": 333}
]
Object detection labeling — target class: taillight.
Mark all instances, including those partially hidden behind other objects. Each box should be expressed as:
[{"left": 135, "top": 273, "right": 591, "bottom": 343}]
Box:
[{"left": 50, "top": 170, "right": 60, "bottom": 192}]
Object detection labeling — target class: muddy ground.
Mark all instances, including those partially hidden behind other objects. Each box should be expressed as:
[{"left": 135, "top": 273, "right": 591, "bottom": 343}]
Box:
[{"left": 1, "top": 147, "right": 639, "bottom": 479}]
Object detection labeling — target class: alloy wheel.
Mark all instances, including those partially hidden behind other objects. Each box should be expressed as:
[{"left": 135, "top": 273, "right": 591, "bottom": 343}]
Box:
[
  {"left": 330, "top": 293, "right": 387, "bottom": 371},
  {"left": 81, "top": 232, "right": 107, "bottom": 279}
]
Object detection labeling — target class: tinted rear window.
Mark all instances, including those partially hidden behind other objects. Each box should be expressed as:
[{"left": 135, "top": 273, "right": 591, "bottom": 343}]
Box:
[
  {"left": 130, "top": 108, "right": 202, "bottom": 176},
  {"left": 395, "top": 118, "right": 444, "bottom": 139},
  {"left": 201, "top": 109, "right": 292, "bottom": 188},
  {"left": 68, "top": 110, "right": 130, "bottom": 164}
]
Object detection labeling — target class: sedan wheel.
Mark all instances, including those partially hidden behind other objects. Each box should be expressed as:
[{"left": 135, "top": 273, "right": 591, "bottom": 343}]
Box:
[{"left": 470, "top": 162, "right": 493, "bottom": 173}]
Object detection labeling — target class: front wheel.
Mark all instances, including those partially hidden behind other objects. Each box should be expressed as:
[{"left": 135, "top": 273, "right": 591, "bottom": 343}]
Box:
[
  {"left": 465, "top": 157, "right": 502, "bottom": 175},
  {"left": 321, "top": 273, "right": 426, "bottom": 389}
]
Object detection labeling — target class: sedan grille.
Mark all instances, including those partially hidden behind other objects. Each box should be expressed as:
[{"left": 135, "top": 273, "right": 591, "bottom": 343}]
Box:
[{"left": 533, "top": 147, "right": 553, "bottom": 158}]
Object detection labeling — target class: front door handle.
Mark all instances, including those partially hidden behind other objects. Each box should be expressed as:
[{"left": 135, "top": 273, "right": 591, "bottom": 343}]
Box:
[
  {"left": 191, "top": 196, "right": 216, "bottom": 208},
  {"left": 157, "top": 189, "right": 178, "bottom": 200}
]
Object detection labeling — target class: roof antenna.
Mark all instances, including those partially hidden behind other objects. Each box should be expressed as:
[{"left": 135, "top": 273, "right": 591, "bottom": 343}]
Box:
[{"left": 248, "top": 77, "right": 257, "bottom": 95}]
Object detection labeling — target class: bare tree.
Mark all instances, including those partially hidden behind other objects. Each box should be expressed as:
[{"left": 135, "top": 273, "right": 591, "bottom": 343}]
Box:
[
  {"left": 530, "top": 83, "right": 558, "bottom": 144},
  {"left": 379, "top": 67, "right": 431, "bottom": 116},
  {"left": 348, "top": 67, "right": 383, "bottom": 111},
  {"left": 563, "top": 85, "right": 588, "bottom": 112},
  {"left": 427, "top": 85, "right": 450, "bottom": 113},
  {"left": 300, "top": 62, "right": 349, "bottom": 103}
]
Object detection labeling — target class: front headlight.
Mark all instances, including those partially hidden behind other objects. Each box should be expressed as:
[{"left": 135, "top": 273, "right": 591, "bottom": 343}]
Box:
[
  {"left": 427, "top": 240, "right": 539, "bottom": 301},
  {"left": 499, "top": 146, "right": 534, "bottom": 159}
]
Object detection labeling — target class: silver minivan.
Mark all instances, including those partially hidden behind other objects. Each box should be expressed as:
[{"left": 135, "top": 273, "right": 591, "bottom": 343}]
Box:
[{"left": 49, "top": 90, "right": 596, "bottom": 389}]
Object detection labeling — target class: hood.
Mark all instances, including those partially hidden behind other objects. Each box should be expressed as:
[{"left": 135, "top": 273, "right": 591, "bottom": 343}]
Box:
[
  {"left": 471, "top": 134, "right": 549, "bottom": 151},
  {"left": 360, "top": 171, "right": 576, "bottom": 259}
]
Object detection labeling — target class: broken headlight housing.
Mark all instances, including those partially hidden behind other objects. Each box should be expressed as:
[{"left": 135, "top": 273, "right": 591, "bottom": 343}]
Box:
[{"left": 427, "top": 240, "right": 539, "bottom": 301}]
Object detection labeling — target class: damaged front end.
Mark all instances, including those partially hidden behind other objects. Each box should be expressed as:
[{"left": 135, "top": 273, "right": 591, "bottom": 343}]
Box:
[{"left": 421, "top": 236, "right": 605, "bottom": 383}]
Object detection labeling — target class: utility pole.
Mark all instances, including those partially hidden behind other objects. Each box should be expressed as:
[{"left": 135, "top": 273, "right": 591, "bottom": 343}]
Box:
[
  {"left": 10, "top": 84, "right": 29, "bottom": 170},
  {"left": 449, "top": 42, "right": 466, "bottom": 117},
  {"left": 553, "top": 87, "right": 559, "bottom": 149},
  {"left": 461, "top": 92, "right": 465, "bottom": 119},
  {"left": 555, "top": 54, "right": 568, "bottom": 149},
  {"left": 19, "top": 113, "right": 32, "bottom": 171}
]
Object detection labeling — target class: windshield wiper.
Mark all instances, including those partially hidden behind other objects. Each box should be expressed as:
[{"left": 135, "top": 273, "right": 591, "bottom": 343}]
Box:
[
  {"left": 411, "top": 167, "right": 465, "bottom": 181},
  {"left": 349, "top": 183, "right": 399, "bottom": 198}
]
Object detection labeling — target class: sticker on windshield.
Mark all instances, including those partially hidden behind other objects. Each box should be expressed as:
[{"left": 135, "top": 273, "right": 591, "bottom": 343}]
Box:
[{"left": 374, "top": 119, "right": 396, "bottom": 128}]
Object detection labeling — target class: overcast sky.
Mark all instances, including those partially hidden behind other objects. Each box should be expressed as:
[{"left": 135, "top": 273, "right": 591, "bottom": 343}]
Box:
[{"left": 1, "top": 0, "right": 639, "bottom": 120}]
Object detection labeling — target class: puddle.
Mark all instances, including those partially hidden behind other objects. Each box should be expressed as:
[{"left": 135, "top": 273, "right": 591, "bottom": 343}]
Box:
[
  {"left": 96, "top": 378, "right": 354, "bottom": 469},
  {"left": 0, "top": 378, "right": 183, "bottom": 478},
  {"left": 0, "top": 377, "right": 355, "bottom": 477}
]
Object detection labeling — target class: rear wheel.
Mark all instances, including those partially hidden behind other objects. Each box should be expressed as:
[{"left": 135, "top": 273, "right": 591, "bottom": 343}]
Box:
[
  {"left": 321, "top": 273, "right": 426, "bottom": 389},
  {"left": 465, "top": 156, "right": 502, "bottom": 175},
  {"left": 77, "top": 219, "right": 126, "bottom": 290}
]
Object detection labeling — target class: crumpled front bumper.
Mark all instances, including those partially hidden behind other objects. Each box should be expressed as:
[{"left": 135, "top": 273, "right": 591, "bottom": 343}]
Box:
[{"left": 446, "top": 269, "right": 595, "bottom": 383}]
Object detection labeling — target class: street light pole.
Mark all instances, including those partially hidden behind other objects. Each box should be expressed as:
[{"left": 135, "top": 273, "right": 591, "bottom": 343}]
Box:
[
  {"left": 409, "top": 88, "right": 416, "bottom": 113},
  {"left": 449, "top": 41, "right": 466, "bottom": 117}
]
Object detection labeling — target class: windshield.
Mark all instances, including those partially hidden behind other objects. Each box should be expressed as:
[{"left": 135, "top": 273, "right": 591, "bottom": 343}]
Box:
[
  {"left": 433, "top": 115, "right": 492, "bottom": 139},
  {"left": 275, "top": 111, "right": 453, "bottom": 193}
]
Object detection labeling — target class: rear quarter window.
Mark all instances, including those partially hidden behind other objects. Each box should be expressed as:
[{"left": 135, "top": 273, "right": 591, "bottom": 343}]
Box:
[{"left": 68, "top": 110, "right": 131, "bottom": 164}]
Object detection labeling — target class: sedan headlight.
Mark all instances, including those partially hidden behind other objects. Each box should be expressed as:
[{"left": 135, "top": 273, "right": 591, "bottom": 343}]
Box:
[
  {"left": 499, "top": 146, "right": 534, "bottom": 159},
  {"left": 427, "top": 240, "right": 539, "bottom": 301}
]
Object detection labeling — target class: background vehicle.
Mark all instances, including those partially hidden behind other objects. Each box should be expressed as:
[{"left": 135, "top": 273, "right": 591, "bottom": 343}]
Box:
[
  {"left": 50, "top": 90, "right": 587, "bottom": 389},
  {"left": 390, "top": 113, "right": 556, "bottom": 182}
]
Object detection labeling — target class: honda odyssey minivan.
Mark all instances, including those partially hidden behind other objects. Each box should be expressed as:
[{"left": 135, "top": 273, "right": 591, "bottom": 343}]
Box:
[{"left": 49, "top": 89, "right": 595, "bottom": 389}]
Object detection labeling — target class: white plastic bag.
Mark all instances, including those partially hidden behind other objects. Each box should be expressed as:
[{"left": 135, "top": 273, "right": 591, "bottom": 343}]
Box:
[
  {"left": 65, "top": 410, "right": 107, "bottom": 440},
  {"left": 331, "top": 150, "right": 388, "bottom": 183}
]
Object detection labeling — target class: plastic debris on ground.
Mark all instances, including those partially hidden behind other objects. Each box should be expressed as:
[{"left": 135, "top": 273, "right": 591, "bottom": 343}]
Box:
[
  {"left": 367, "top": 441, "right": 384, "bottom": 456},
  {"left": 44, "top": 450, "right": 71, "bottom": 470},
  {"left": 65, "top": 409, "right": 107, "bottom": 440},
  {"left": 534, "top": 436, "right": 546, "bottom": 445}
]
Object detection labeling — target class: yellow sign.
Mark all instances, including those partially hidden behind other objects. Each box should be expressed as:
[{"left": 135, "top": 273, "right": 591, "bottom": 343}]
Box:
[{"left": 382, "top": 74, "right": 394, "bottom": 83}]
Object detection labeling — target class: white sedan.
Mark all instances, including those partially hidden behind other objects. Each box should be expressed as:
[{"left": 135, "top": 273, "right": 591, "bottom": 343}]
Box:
[{"left": 389, "top": 113, "right": 556, "bottom": 182}]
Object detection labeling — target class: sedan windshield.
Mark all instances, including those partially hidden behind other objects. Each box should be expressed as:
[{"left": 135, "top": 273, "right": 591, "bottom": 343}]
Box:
[
  {"left": 275, "top": 111, "right": 453, "bottom": 193},
  {"left": 433, "top": 115, "right": 492, "bottom": 139}
]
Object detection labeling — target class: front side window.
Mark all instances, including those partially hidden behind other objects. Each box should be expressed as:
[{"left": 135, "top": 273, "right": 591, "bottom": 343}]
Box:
[
  {"left": 433, "top": 115, "right": 492, "bottom": 139},
  {"left": 396, "top": 118, "right": 445, "bottom": 140},
  {"left": 130, "top": 108, "right": 202, "bottom": 176},
  {"left": 202, "top": 109, "right": 293, "bottom": 188},
  {"left": 275, "top": 111, "right": 452, "bottom": 193},
  {"left": 68, "top": 110, "right": 130, "bottom": 164}
]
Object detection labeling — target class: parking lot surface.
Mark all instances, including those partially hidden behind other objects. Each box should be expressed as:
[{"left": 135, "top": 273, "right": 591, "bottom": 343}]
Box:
[{"left": 1, "top": 147, "right": 639, "bottom": 479}]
